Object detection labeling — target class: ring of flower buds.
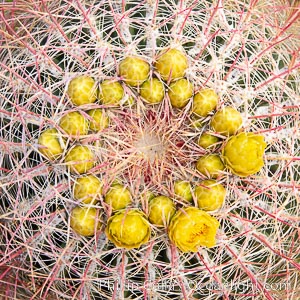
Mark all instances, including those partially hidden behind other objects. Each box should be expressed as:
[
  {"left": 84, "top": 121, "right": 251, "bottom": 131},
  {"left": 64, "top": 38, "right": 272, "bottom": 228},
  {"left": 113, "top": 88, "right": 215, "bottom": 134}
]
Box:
[{"left": 37, "top": 48, "right": 266, "bottom": 253}]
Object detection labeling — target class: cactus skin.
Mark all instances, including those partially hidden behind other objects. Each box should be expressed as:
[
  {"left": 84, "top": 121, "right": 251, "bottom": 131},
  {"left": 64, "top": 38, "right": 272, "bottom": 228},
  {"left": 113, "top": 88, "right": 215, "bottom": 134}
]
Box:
[{"left": 0, "top": 1, "right": 299, "bottom": 300}]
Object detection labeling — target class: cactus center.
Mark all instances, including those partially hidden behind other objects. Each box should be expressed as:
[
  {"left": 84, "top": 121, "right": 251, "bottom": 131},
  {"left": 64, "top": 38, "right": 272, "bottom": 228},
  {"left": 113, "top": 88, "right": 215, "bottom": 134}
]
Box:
[{"left": 134, "top": 130, "right": 166, "bottom": 162}]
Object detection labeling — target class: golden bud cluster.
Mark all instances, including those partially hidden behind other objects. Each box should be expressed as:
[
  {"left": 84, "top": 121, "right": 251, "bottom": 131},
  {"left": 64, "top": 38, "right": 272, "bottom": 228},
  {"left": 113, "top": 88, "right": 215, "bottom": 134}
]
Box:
[{"left": 36, "top": 47, "right": 267, "bottom": 254}]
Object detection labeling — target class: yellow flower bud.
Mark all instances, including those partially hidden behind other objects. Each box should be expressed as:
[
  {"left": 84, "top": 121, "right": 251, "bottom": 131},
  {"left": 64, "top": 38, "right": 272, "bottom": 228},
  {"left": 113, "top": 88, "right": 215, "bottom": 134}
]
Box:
[
  {"left": 155, "top": 48, "right": 188, "bottom": 81},
  {"left": 168, "top": 207, "right": 219, "bottom": 252},
  {"left": 148, "top": 196, "right": 176, "bottom": 226},
  {"left": 99, "top": 80, "right": 124, "bottom": 105},
  {"left": 198, "top": 133, "right": 220, "bottom": 150},
  {"left": 87, "top": 109, "right": 109, "bottom": 132},
  {"left": 192, "top": 89, "right": 218, "bottom": 117},
  {"left": 105, "top": 209, "right": 151, "bottom": 249},
  {"left": 174, "top": 181, "right": 193, "bottom": 202},
  {"left": 73, "top": 175, "right": 103, "bottom": 204},
  {"left": 59, "top": 111, "right": 89, "bottom": 136},
  {"left": 65, "top": 145, "right": 95, "bottom": 174},
  {"left": 104, "top": 184, "right": 132, "bottom": 211},
  {"left": 168, "top": 78, "right": 193, "bottom": 109},
  {"left": 211, "top": 107, "right": 242, "bottom": 136},
  {"left": 196, "top": 154, "right": 225, "bottom": 178},
  {"left": 67, "top": 76, "right": 97, "bottom": 106},
  {"left": 195, "top": 180, "right": 226, "bottom": 211},
  {"left": 119, "top": 57, "right": 150, "bottom": 87},
  {"left": 222, "top": 132, "right": 267, "bottom": 177},
  {"left": 38, "top": 128, "right": 64, "bottom": 160},
  {"left": 70, "top": 206, "right": 101, "bottom": 236},
  {"left": 140, "top": 78, "right": 165, "bottom": 104}
]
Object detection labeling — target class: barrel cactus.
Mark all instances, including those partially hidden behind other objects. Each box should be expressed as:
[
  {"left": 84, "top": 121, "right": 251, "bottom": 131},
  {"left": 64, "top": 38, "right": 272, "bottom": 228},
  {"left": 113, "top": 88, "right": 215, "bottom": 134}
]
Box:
[{"left": 0, "top": 1, "right": 299, "bottom": 299}]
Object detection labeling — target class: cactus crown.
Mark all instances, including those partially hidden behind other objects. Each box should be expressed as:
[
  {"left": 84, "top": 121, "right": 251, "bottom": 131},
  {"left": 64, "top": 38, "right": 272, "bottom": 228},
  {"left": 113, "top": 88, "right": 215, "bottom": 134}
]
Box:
[{"left": 0, "top": 1, "right": 299, "bottom": 299}]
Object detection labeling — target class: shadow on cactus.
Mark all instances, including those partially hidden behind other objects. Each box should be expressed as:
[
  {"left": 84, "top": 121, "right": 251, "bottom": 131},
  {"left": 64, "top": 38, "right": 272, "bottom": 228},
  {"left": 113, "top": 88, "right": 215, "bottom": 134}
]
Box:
[{"left": 0, "top": 1, "right": 299, "bottom": 300}]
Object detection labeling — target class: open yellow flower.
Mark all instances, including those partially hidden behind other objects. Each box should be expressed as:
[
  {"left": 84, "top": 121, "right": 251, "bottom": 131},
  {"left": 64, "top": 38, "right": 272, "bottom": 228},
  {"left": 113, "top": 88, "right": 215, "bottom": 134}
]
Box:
[
  {"left": 105, "top": 209, "right": 151, "bottom": 249},
  {"left": 222, "top": 132, "right": 267, "bottom": 177},
  {"left": 168, "top": 207, "right": 219, "bottom": 252}
]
